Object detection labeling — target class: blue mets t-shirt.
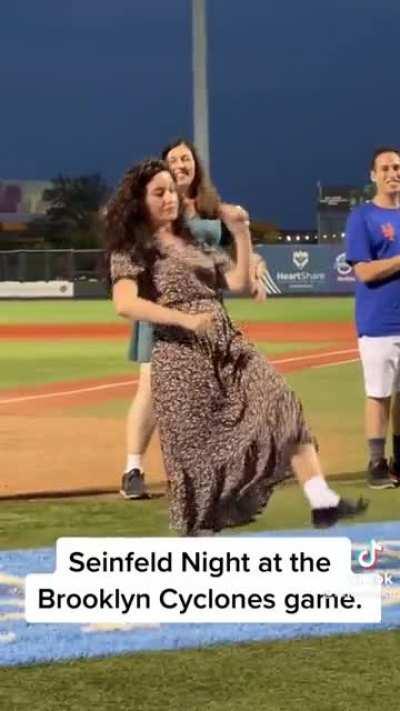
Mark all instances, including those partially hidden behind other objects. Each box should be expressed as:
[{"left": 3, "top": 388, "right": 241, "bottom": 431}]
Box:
[{"left": 345, "top": 203, "right": 400, "bottom": 336}]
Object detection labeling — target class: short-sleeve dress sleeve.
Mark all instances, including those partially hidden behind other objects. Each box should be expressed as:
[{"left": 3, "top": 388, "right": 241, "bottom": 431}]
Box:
[{"left": 110, "top": 250, "right": 144, "bottom": 285}]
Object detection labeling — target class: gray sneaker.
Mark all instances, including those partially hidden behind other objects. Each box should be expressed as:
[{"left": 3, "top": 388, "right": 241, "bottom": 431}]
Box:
[
  {"left": 367, "top": 459, "right": 396, "bottom": 489},
  {"left": 120, "top": 469, "right": 150, "bottom": 500}
]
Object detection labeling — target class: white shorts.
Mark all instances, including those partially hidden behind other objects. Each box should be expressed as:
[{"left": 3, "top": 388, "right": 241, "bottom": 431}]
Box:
[{"left": 358, "top": 335, "right": 400, "bottom": 398}]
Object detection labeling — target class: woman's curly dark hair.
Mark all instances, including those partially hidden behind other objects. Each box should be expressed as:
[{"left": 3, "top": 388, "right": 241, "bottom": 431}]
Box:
[
  {"left": 161, "top": 138, "right": 220, "bottom": 218},
  {"left": 103, "top": 158, "right": 198, "bottom": 290}
]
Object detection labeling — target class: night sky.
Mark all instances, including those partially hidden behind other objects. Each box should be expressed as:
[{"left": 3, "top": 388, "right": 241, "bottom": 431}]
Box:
[{"left": 2, "top": 0, "right": 400, "bottom": 227}]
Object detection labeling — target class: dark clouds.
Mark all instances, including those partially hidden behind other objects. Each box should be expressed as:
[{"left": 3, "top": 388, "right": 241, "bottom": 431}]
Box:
[{"left": 2, "top": 0, "right": 400, "bottom": 226}]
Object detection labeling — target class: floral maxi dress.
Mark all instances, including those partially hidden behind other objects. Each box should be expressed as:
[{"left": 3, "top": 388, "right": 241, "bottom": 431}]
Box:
[{"left": 111, "top": 243, "right": 313, "bottom": 535}]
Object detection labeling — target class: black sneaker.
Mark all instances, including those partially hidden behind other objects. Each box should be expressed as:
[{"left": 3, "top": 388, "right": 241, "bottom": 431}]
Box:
[
  {"left": 389, "top": 458, "right": 400, "bottom": 487},
  {"left": 367, "top": 458, "right": 396, "bottom": 489},
  {"left": 312, "top": 497, "right": 369, "bottom": 529},
  {"left": 120, "top": 469, "right": 150, "bottom": 500}
]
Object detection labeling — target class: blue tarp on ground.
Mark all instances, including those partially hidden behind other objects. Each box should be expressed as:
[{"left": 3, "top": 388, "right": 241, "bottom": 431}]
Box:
[{"left": 0, "top": 521, "right": 398, "bottom": 667}]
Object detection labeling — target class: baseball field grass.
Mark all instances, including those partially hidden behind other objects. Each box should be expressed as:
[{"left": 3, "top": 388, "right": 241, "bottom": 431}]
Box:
[
  {"left": 0, "top": 483, "right": 397, "bottom": 550},
  {"left": 0, "top": 339, "right": 339, "bottom": 390},
  {"left": 1, "top": 296, "right": 398, "bottom": 710},
  {"left": 1, "top": 630, "right": 398, "bottom": 711},
  {"left": 1, "top": 296, "right": 353, "bottom": 324}
]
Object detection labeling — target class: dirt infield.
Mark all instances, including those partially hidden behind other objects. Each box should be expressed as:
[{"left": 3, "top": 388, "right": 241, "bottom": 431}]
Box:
[
  {"left": 0, "top": 321, "right": 356, "bottom": 342},
  {"left": 0, "top": 321, "right": 358, "bottom": 499}
]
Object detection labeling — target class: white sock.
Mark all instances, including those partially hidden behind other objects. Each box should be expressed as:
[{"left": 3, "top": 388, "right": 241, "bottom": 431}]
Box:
[
  {"left": 125, "top": 454, "right": 143, "bottom": 474},
  {"left": 303, "top": 475, "right": 340, "bottom": 509}
]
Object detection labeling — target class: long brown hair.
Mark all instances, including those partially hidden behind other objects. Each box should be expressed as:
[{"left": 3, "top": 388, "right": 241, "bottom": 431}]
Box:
[{"left": 161, "top": 138, "right": 220, "bottom": 218}]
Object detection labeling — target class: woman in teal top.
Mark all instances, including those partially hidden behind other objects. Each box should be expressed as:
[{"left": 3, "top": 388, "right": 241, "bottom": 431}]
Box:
[{"left": 120, "top": 139, "right": 267, "bottom": 500}]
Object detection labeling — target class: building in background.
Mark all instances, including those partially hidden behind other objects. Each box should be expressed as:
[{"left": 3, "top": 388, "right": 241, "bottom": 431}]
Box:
[
  {"left": 252, "top": 220, "right": 318, "bottom": 245},
  {"left": 317, "top": 184, "right": 369, "bottom": 242},
  {"left": 0, "top": 179, "right": 371, "bottom": 248},
  {"left": 0, "top": 180, "right": 51, "bottom": 247}
]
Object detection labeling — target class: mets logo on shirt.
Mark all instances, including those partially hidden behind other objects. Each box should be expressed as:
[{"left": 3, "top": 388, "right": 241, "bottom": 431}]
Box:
[{"left": 381, "top": 223, "right": 396, "bottom": 241}]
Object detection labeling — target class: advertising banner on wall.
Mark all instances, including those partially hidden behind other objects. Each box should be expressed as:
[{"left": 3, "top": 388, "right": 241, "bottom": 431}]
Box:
[
  {"left": 0, "top": 281, "right": 73, "bottom": 298},
  {"left": 256, "top": 245, "right": 356, "bottom": 295}
]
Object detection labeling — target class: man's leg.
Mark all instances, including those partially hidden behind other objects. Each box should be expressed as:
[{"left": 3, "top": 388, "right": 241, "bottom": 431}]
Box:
[
  {"left": 366, "top": 395, "right": 391, "bottom": 443},
  {"left": 365, "top": 395, "right": 395, "bottom": 487},
  {"left": 121, "top": 363, "right": 155, "bottom": 499},
  {"left": 389, "top": 384, "right": 400, "bottom": 484},
  {"left": 359, "top": 336, "right": 397, "bottom": 489}
]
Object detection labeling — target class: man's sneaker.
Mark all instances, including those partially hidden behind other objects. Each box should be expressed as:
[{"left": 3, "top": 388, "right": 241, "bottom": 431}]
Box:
[
  {"left": 367, "top": 458, "right": 396, "bottom": 489},
  {"left": 312, "top": 497, "right": 369, "bottom": 529},
  {"left": 120, "top": 469, "right": 150, "bottom": 500},
  {"left": 389, "top": 458, "right": 400, "bottom": 487}
]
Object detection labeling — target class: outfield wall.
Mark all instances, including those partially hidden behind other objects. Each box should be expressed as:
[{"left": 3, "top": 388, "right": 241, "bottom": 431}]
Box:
[
  {"left": 0, "top": 246, "right": 356, "bottom": 298},
  {"left": 0, "top": 249, "right": 107, "bottom": 298},
  {"left": 256, "top": 245, "right": 355, "bottom": 295}
]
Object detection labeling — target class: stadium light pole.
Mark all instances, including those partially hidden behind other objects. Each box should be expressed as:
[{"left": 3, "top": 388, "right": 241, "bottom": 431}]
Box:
[{"left": 192, "top": 0, "right": 210, "bottom": 173}]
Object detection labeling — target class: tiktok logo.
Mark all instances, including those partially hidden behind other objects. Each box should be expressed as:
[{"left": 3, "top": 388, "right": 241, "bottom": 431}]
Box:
[{"left": 358, "top": 539, "right": 384, "bottom": 569}]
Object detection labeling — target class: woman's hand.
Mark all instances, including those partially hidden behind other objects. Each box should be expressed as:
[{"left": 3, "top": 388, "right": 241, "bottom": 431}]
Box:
[
  {"left": 218, "top": 203, "right": 250, "bottom": 232},
  {"left": 251, "top": 253, "right": 267, "bottom": 280},
  {"left": 250, "top": 280, "right": 267, "bottom": 302},
  {"left": 250, "top": 253, "right": 267, "bottom": 301},
  {"left": 218, "top": 203, "right": 252, "bottom": 293},
  {"left": 179, "top": 312, "right": 215, "bottom": 336}
]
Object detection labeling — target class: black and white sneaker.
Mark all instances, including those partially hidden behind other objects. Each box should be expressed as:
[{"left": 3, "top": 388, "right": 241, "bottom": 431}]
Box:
[
  {"left": 312, "top": 497, "right": 369, "bottom": 529},
  {"left": 389, "top": 458, "right": 400, "bottom": 487},
  {"left": 367, "top": 459, "right": 396, "bottom": 489},
  {"left": 120, "top": 469, "right": 150, "bottom": 500}
]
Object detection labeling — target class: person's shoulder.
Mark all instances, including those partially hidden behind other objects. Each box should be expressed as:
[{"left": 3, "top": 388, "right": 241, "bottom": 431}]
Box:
[
  {"left": 110, "top": 249, "right": 135, "bottom": 268},
  {"left": 110, "top": 248, "right": 128, "bottom": 263},
  {"left": 110, "top": 248, "right": 144, "bottom": 283},
  {"left": 110, "top": 249, "right": 132, "bottom": 259},
  {"left": 346, "top": 203, "right": 371, "bottom": 231},
  {"left": 349, "top": 203, "right": 371, "bottom": 218}
]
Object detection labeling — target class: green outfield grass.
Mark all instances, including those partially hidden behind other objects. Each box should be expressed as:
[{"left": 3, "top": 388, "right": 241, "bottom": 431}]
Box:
[
  {"left": 46, "top": 362, "right": 365, "bottom": 478},
  {"left": 0, "top": 340, "right": 139, "bottom": 389},
  {"left": 1, "top": 296, "right": 395, "bottom": 709},
  {"left": 2, "top": 297, "right": 354, "bottom": 325},
  {"left": 257, "top": 340, "right": 337, "bottom": 356},
  {"left": 0, "top": 339, "right": 334, "bottom": 390},
  {"left": 0, "top": 481, "right": 398, "bottom": 708},
  {"left": 287, "top": 362, "right": 365, "bottom": 476},
  {"left": 229, "top": 297, "right": 353, "bottom": 323},
  {"left": 0, "top": 630, "right": 398, "bottom": 711},
  {"left": 0, "top": 481, "right": 394, "bottom": 550}
]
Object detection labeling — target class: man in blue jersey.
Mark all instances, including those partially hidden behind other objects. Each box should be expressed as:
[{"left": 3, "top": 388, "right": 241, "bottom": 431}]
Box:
[{"left": 346, "top": 147, "right": 400, "bottom": 489}]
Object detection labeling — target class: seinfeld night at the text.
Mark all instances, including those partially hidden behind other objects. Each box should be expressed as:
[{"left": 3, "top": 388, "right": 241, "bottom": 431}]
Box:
[{"left": 67, "top": 551, "right": 332, "bottom": 576}]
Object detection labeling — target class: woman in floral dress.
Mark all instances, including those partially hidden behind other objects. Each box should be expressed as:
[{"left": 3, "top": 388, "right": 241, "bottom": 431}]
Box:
[{"left": 106, "top": 159, "right": 367, "bottom": 535}]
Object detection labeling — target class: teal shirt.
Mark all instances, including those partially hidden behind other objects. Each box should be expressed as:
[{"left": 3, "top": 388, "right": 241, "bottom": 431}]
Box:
[{"left": 187, "top": 216, "right": 222, "bottom": 246}]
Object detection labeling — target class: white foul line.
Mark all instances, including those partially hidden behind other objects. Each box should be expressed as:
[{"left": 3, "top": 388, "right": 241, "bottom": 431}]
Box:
[
  {"left": 312, "top": 358, "right": 360, "bottom": 370},
  {"left": 271, "top": 348, "right": 358, "bottom": 365},
  {"left": 0, "top": 348, "right": 359, "bottom": 407},
  {"left": 0, "top": 379, "right": 138, "bottom": 405}
]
